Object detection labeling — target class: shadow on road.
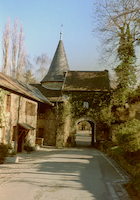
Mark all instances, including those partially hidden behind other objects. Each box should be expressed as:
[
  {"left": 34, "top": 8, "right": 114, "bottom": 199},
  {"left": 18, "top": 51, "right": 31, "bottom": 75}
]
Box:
[
  {"left": 12, "top": 147, "right": 115, "bottom": 200},
  {"left": 75, "top": 130, "right": 92, "bottom": 148}
]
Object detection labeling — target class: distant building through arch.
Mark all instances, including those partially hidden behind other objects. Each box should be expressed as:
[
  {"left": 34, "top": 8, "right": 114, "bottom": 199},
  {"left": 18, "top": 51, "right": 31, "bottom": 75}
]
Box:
[{"left": 76, "top": 116, "right": 96, "bottom": 144}]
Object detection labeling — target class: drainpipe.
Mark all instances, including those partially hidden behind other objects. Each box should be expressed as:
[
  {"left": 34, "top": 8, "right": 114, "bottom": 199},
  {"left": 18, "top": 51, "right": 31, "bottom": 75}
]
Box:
[{"left": 61, "top": 71, "right": 68, "bottom": 91}]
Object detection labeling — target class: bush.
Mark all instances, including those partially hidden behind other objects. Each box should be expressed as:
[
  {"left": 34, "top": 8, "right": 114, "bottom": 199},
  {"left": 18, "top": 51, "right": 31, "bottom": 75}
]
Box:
[
  {"left": 0, "top": 143, "right": 9, "bottom": 163},
  {"left": 24, "top": 144, "right": 34, "bottom": 154},
  {"left": 115, "top": 119, "right": 140, "bottom": 153},
  {"left": 9, "top": 150, "right": 17, "bottom": 157}
]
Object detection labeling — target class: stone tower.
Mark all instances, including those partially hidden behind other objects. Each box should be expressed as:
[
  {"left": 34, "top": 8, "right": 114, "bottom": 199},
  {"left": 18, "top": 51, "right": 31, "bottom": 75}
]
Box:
[{"left": 41, "top": 31, "right": 69, "bottom": 90}]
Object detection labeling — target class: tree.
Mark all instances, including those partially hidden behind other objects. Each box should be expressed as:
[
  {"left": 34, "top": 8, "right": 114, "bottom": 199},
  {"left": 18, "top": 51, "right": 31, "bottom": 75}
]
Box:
[
  {"left": 2, "top": 17, "right": 11, "bottom": 75},
  {"left": 92, "top": 0, "right": 140, "bottom": 58},
  {"left": 2, "top": 17, "right": 27, "bottom": 80},
  {"left": 92, "top": 0, "right": 140, "bottom": 104},
  {"left": 16, "top": 22, "right": 27, "bottom": 80},
  {"left": 115, "top": 24, "right": 137, "bottom": 88},
  {"left": 92, "top": 0, "right": 140, "bottom": 65},
  {"left": 11, "top": 18, "right": 18, "bottom": 78},
  {"left": 34, "top": 53, "right": 51, "bottom": 80},
  {"left": 23, "top": 69, "right": 37, "bottom": 84}
]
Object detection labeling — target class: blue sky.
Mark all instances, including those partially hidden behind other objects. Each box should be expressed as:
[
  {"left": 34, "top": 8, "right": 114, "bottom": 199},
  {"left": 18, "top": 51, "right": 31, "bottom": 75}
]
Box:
[{"left": 0, "top": 0, "right": 108, "bottom": 73}]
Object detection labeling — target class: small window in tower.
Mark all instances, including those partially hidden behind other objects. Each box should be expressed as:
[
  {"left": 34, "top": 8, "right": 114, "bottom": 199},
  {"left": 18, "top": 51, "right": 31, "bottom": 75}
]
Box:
[{"left": 83, "top": 101, "right": 89, "bottom": 109}]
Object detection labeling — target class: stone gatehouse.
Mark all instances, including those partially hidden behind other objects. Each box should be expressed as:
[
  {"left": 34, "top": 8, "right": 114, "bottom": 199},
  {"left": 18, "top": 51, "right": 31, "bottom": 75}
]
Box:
[{"left": 32, "top": 32, "right": 110, "bottom": 147}]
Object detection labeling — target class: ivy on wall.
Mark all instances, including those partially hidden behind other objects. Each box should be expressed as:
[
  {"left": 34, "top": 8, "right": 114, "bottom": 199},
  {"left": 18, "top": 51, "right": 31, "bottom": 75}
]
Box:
[
  {"left": 69, "top": 92, "right": 111, "bottom": 121},
  {"left": 56, "top": 91, "right": 117, "bottom": 145},
  {"left": 0, "top": 89, "right": 9, "bottom": 124},
  {"left": 68, "top": 91, "right": 116, "bottom": 140}
]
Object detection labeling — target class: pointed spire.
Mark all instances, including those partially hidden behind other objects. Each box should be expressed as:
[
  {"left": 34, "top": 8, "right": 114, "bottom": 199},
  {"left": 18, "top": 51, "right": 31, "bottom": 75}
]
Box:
[
  {"left": 60, "top": 24, "right": 63, "bottom": 40},
  {"left": 41, "top": 30, "right": 69, "bottom": 83}
]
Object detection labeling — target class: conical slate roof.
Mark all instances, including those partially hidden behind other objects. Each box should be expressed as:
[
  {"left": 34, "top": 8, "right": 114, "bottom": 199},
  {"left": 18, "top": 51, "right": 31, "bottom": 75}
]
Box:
[{"left": 41, "top": 39, "right": 69, "bottom": 83}]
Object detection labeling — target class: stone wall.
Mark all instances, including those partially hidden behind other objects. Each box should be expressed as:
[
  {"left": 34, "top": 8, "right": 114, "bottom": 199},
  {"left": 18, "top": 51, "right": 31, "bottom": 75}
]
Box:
[
  {"left": 37, "top": 105, "right": 57, "bottom": 146},
  {"left": 1, "top": 93, "right": 37, "bottom": 150}
]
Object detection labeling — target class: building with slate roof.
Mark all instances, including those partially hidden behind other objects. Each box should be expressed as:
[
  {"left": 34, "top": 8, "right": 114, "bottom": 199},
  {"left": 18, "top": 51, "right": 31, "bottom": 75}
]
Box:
[
  {"left": 32, "top": 31, "right": 110, "bottom": 102},
  {"left": 0, "top": 73, "right": 54, "bottom": 153},
  {"left": 31, "top": 31, "right": 110, "bottom": 147}
]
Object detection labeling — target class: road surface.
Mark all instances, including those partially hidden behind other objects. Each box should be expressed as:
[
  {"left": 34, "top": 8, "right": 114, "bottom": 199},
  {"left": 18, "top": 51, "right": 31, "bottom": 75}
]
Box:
[
  {"left": 0, "top": 131, "right": 130, "bottom": 200},
  {"left": 75, "top": 130, "right": 92, "bottom": 147}
]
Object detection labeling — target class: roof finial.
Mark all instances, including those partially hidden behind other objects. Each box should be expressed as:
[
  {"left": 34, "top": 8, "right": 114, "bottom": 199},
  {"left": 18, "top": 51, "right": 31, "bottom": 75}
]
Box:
[{"left": 60, "top": 24, "right": 63, "bottom": 40}]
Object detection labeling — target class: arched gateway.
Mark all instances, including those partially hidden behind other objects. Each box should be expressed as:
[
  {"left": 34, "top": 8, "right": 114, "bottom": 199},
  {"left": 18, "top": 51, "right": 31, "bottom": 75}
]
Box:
[{"left": 76, "top": 116, "right": 96, "bottom": 144}]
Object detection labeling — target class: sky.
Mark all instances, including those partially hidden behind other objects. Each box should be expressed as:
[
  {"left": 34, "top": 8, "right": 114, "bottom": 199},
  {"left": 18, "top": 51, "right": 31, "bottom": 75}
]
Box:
[{"left": 0, "top": 0, "right": 106, "bottom": 74}]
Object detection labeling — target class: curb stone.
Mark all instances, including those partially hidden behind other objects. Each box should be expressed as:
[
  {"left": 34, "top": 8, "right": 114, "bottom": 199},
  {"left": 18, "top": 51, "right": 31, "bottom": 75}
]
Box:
[{"left": 99, "top": 151, "right": 131, "bottom": 200}]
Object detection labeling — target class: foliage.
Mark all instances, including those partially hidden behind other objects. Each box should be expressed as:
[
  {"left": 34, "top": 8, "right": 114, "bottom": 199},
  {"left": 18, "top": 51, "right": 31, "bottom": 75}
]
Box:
[
  {"left": 24, "top": 144, "right": 34, "bottom": 154},
  {"left": 56, "top": 100, "right": 76, "bottom": 148},
  {"left": 116, "top": 119, "right": 140, "bottom": 153},
  {"left": 69, "top": 92, "right": 110, "bottom": 119},
  {"left": 23, "top": 69, "right": 37, "bottom": 84},
  {"left": 112, "top": 87, "right": 130, "bottom": 107},
  {"left": 9, "top": 150, "right": 17, "bottom": 157},
  {"left": 69, "top": 92, "right": 113, "bottom": 130},
  {"left": 0, "top": 143, "right": 9, "bottom": 163},
  {"left": 114, "top": 23, "right": 137, "bottom": 105},
  {"left": 100, "top": 105, "right": 116, "bottom": 127},
  {"left": 128, "top": 85, "right": 140, "bottom": 104},
  {"left": 0, "top": 89, "right": 9, "bottom": 124},
  {"left": 127, "top": 174, "right": 140, "bottom": 199}
]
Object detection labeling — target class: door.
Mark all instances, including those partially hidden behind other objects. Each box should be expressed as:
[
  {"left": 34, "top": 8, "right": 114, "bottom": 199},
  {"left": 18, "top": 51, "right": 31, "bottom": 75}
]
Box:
[{"left": 17, "top": 130, "right": 23, "bottom": 152}]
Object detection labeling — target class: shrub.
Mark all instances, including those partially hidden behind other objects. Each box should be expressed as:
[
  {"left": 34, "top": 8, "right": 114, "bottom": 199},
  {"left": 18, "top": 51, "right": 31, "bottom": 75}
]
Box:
[
  {"left": 24, "top": 144, "right": 34, "bottom": 154},
  {"left": 9, "top": 150, "right": 17, "bottom": 157},
  {"left": 0, "top": 143, "right": 9, "bottom": 163},
  {"left": 115, "top": 119, "right": 140, "bottom": 153}
]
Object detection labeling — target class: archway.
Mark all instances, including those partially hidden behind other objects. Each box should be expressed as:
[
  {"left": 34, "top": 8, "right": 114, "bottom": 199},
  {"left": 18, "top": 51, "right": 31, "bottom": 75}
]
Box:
[{"left": 75, "top": 116, "right": 96, "bottom": 147}]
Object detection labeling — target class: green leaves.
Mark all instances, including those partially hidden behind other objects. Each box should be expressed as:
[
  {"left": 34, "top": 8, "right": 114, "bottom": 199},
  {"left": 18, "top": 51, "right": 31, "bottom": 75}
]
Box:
[
  {"left": 116, "top": 119, "right": 140, "bottom": 152},
  {"left": 69, "top": 92, "right": 112, "bottom": 127},
  {"left": 115, "top": 24, "right": 137, "bottom": 105}
]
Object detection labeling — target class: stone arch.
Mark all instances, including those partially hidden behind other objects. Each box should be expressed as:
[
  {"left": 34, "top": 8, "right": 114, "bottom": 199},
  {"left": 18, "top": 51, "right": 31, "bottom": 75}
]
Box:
[{"left": 75, "top": 116, "right": 96, "bottom": 144}]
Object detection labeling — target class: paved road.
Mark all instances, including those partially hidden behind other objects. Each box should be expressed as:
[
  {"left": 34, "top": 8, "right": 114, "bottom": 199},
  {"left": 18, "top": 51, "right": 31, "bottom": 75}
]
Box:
[
  {"left": 0, "top": 131, "right": 130, "bottom": 200},
  {"left": 75, "top": 130, "right": 92, "bottom": 147}
]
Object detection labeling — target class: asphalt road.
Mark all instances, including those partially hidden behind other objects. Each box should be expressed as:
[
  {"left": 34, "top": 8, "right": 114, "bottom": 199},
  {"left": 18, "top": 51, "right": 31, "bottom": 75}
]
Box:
[
  {"left": 0, "top": 131, "right": 128, "bottom": 200},
  {"left": 75, "top": 130, "right": 92, "bottom": 147}
]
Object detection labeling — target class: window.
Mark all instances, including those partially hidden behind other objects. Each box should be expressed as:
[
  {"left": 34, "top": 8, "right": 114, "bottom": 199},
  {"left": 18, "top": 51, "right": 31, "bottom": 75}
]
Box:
[
  {"left": 6, "top": 95, "right": 11, "bottom": 112},
  {"left": 38, "top": 103, "right": 45, "bottom": 119},
  {"left": 25, "top": 101, "right": 36, "bottom": 116},
  {"left": 83, "top": 101, "right": 89, "bottom": 109}
]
